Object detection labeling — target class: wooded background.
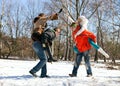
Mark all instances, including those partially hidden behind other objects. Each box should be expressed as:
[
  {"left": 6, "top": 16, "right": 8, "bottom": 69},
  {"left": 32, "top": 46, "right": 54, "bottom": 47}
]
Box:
[{"left": 0, "top": 0, "right": 120, "bottom": 64}]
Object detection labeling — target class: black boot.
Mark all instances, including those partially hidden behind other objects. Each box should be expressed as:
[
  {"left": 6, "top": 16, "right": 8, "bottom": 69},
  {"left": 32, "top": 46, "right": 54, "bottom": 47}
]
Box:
[
  {"left": 69, "top": 74, "right": 77, "bottom": 77},
  {"left": 29, "top": 71, "right": 38, "bottom": 77},
  {"left": 48, "top": 58, "right": 57, "bottom": 62},
  {"left": 40, "top": 75, "right": 50, "bottom": 78}
]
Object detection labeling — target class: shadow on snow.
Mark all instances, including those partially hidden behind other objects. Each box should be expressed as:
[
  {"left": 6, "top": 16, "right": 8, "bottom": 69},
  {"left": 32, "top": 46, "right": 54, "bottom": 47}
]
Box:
[
  {"left": 0, "top": 75, "right": 70, "bottom": 80},
  {"left": 0, "top": 75, "right": 33, "bottom": 80}
]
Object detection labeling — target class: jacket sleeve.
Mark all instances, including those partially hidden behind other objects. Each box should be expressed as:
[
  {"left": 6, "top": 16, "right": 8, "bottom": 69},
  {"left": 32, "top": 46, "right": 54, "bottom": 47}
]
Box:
[
  {"left": 44, "top": 29, "right": 56, "bottom": 41},
  {"left": 31, "top": 32, "right": 42, "bottom": 41}
]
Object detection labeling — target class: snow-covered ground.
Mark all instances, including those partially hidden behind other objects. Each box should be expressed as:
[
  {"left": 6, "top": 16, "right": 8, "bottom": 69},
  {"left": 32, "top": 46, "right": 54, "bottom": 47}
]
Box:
[{"left": 0, "top": 59, "right": 120, "bottom": 86}]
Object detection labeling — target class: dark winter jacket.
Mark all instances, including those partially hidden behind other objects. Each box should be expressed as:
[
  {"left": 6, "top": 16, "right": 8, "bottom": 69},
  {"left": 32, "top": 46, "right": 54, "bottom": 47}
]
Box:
[{"left": 31, "top": 29, "right": 56, "bottom": 46}]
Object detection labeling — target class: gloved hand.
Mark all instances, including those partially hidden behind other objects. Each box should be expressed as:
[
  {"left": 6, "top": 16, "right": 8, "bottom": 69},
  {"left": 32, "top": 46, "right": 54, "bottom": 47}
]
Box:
[
  {"left": 50, "top": 13, "right": 58, "bottom": 20},
  {"left": 73, "top": 46, "right": 79, "bottom": 54},
  {"left": 70, "top": 22, "right": 76, "bottom": 27}
]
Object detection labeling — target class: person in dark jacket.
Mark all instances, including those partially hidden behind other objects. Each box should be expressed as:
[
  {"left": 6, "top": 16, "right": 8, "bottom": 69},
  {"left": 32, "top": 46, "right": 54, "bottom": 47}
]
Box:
[
  {"left": 30, "top": 27, "right": 61, "bottom": 78},
  {"left": 32, "top": 13, "right": 58, "bottom": 62}
]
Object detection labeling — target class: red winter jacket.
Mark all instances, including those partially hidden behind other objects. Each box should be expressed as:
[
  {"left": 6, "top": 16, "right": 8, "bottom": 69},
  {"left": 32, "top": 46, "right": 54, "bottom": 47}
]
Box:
[{"left": 72, "top": 25, "right": 96, "bottom": 52}]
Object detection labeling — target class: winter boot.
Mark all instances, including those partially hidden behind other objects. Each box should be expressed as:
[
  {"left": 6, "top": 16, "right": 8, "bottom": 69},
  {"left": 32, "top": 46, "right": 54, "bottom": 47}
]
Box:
[
  {"left": 29, "top": 71, "right": 38, "bottom": 77},
  {"left": 69, "top": 74, "right": 77, "bottom": 77}
]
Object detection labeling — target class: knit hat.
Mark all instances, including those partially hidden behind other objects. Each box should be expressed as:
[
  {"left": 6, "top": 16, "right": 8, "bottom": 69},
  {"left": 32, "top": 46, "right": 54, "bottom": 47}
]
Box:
[{"left": 77, "top": 16, "right": 88, "bottom": 26}]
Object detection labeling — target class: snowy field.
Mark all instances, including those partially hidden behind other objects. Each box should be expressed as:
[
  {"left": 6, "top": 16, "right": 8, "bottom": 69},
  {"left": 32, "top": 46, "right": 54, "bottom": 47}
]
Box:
[{"left": 0, "top": 59, "right": 120, "bottom": 86}]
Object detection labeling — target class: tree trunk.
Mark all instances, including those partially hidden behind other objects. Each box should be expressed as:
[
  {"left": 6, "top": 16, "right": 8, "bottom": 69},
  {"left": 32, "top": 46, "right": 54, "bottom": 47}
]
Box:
[{"left": 94, "top": 50, "right": 98, "bottom": 62}]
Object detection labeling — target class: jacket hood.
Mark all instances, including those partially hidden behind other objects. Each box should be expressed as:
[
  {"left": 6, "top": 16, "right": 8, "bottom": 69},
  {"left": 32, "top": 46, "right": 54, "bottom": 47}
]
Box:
[{"left": 77, "top": 16, "right": 88, "bottom": 27}]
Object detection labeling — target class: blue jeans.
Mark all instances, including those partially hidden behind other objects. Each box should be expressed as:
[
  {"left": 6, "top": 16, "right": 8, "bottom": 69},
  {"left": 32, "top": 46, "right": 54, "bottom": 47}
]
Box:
[
  {"left": 30, "top": 41, "right": 47, "bottom": 77},
  {"left": 72, "top": 50, "right": 92, "bottom": 76}
]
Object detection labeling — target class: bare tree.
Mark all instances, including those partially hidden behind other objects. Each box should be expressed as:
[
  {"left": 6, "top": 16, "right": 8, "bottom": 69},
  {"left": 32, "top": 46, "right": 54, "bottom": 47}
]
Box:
[
  {"left": 44, "top": 0, "right": 103, "bottom": 61},
  {"left": 0, "top": 0, "right": 119, "bottom": 62}
]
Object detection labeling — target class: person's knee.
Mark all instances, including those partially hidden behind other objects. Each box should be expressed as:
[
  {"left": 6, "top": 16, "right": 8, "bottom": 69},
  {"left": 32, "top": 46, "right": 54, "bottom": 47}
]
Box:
[
  {"left": 41, "top": 58, "right": 47, "bottom": 63},
  {"left": 84, "top": 57, "right": 90, "bottom": 63}
]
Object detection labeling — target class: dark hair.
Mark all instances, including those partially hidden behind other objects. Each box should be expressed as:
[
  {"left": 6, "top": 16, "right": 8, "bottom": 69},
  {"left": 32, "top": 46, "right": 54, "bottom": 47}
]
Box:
[
  {"left": 53, "top": 27, "right": 60, "bottom": 32},
  {"left": 33, "top": 17, "right": 39, "bottom": 23},
  {"left": 38, "top": 13, "right": 45, "bottom": 17},
  {"left": 53, "top": 27, "right": 58, "bottom": 31},
  {"left": 33, "top": 13, "right": 45, "bottom": 23}
]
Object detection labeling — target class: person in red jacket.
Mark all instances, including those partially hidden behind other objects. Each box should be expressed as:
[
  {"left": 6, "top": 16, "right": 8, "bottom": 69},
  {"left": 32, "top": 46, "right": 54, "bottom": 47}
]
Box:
[{"left": 69, "top": 16, "right": 96, "bottom": 77}]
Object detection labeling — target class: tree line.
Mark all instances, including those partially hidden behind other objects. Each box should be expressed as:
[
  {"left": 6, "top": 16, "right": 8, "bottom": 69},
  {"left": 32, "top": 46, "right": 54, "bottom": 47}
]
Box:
[{"left": 0, "top": 0, "right": 120, "bottom": 64}]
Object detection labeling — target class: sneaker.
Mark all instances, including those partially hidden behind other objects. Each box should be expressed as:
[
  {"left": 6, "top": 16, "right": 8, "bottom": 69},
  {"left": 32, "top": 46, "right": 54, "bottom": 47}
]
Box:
[
  {"left": 87, "top": 74, "right": 92, "bottom": 77},
  {"left": 29, "top": 71, "right": 38, "bottom": 77},
  {"left": 40, "top": 75, "right": 50, "bottom": 78},
  {"left": 69, "top": 74, "right": 76, "bottom": 77}
]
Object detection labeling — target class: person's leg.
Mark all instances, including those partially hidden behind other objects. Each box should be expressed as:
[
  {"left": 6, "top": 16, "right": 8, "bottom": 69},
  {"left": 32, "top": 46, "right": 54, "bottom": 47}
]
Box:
[
  {"left": 41, "top": 63, "right": 47, "bottom": 77},
  {"left": 46, "top": 45, "right": 57, "bottom": 62},
  {"left": 71, "top": 52, "right": 83, "bottom": 76},
  {"left": 30, "top": 41, "right": 47, "bottom": 74},
  {"left": 40, "top": 64, "right": 50, "bottom": 78},
  {"left": 83, "top": 50, "right": 92, "bottom": 76}
]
